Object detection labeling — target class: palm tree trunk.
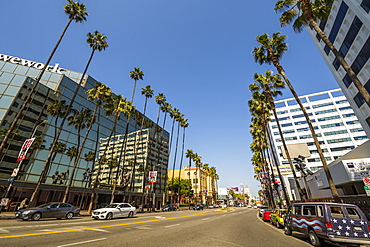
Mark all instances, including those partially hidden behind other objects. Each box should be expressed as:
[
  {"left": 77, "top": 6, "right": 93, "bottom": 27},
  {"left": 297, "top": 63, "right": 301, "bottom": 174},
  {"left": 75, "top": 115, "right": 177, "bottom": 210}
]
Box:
[
  {"left": 267, "top": 47, "right": 340, "bottom": 203},
  {"left": 176, "top": 126, "right": 186, "bottom": 204}
]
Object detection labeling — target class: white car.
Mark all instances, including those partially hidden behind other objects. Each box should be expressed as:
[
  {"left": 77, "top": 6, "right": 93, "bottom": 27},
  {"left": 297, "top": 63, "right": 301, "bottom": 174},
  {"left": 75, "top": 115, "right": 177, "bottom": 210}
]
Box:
[{"left": 92, "top": 203, "right": 136, "bottom": 220}]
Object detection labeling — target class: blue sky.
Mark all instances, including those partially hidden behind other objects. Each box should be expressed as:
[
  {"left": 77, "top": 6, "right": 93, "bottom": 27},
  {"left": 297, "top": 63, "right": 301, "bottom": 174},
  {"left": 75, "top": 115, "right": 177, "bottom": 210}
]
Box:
[{"left": 1, "top": 0, "right": 339, "bottom": 196}]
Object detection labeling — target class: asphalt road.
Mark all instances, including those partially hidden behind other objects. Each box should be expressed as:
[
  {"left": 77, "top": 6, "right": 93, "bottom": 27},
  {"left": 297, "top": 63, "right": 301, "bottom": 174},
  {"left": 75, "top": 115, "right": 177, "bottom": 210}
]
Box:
[{"left": 0, "top": 208, "right": 314, "bottom": 247}]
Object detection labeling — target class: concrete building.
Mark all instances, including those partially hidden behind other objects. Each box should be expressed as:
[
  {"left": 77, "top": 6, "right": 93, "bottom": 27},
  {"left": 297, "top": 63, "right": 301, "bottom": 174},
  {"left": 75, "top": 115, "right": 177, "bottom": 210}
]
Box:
[
  {"left": 306, "top": 0, "right": 370, "bottom": 137},
  {"left": 0, "top": 53, "right": 169, "bottom": 210},
  {"left": 167, "top": 166, "right": 217, "bottom": 205},
  {"left": 268, "top": 88, "right": 368, "bottom": 200}
]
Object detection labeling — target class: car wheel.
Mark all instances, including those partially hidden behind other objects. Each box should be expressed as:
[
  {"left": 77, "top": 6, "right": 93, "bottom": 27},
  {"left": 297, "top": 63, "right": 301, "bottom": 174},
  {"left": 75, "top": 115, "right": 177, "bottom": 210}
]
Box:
[
  {"left": 31, "top": 212, "right": 41, "bottom": 221},
  {"left": 106, "top": 212, "right": 113, "bottom": 220},
  {"left": 65, "top": 212, "right": 74, "bottom": 219},
  {"left": 276, "top": 222, "right": 281, "bottom": 228},
  {"left": 284, "top": 225, "right": 292, "bottom": 235},
  {"left": 128, "top": 211, "right": 134, "bottom": 218},
  {"left": 309, "top": 230, "right": 322, "bottom": 247}
]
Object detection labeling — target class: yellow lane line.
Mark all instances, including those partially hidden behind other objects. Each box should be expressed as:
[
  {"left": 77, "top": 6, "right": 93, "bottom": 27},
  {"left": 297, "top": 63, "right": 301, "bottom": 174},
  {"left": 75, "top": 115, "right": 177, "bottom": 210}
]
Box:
[{"left": 0, "top": 211, "right": 219, "bottom": 239}]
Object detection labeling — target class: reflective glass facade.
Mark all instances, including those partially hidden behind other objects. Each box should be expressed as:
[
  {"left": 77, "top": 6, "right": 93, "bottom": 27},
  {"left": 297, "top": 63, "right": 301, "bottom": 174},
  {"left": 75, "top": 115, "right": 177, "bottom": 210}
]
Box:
[{"left": 0, "top": 54, "right": 169, "bottom": 207}]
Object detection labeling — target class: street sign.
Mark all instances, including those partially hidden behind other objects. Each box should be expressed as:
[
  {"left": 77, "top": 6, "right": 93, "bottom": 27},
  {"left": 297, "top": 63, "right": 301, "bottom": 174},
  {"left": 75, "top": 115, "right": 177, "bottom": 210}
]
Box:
[
  {"left": 8, "top": 178, "right": 14, "bottom": 182},
  {"left": 363, "top": 177, "right": 370, "bottom": 186},
  {"left": 364, "top": 186, "right": 370, "bottom": 196},
  {"left": 11, "top": 168, "right": 19, "bottom": 177}
]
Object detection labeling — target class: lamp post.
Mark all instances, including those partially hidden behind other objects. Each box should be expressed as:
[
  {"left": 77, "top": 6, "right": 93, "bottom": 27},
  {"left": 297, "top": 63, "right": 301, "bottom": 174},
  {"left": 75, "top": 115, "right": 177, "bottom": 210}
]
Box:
[{"left": 0, "top": 120, "right": 47, "bottom": 212}]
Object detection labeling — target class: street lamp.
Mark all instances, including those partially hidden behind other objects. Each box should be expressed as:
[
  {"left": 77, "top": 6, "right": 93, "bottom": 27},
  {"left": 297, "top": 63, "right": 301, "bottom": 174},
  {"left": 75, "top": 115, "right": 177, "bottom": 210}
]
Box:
[{"left": 0, "top": 120, "right": 47, "bottom": 212}]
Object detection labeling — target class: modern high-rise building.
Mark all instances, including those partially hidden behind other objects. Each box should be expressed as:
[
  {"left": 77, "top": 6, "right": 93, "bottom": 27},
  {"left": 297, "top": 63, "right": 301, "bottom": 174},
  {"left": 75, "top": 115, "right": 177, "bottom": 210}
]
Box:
[
  {"left": 0, "top": 53, "right": 169, "bottom": 210},
  {"left": 305, "top": 0, "right": 370, "bottom": 137},
  {"left": 268, "top": 89, "right": 368, "bottom": 199}
]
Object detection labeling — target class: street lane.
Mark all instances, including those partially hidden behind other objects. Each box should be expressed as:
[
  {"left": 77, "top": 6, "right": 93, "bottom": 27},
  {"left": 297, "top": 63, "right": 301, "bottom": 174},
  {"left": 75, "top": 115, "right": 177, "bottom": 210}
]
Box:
[{"left": 0, "top": 208, "right": 313, "bottom": 247}]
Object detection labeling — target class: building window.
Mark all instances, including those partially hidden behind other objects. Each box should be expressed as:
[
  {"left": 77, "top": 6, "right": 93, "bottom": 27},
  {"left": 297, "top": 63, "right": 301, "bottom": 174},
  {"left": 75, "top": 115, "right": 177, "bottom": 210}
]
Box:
[
  {"left": 330, "top": 146, "right": 354, "bottom": 152},
  {"left": 327, "top": 138, "right": 351, "bottom": 143},
  {"left": 351, "top": 36, "right": 370, "bottom": 74},
  {"left": 310, "top": 149, "right": 328, "bottom": 154},
  {"left": 281, "top": 123, "right": 293, "bottom": 127},
  {"left": 324, "top": 130, "right": 348, "bottom": 136},
  {"left": 312, "top": 102, "right": 334, "bottom": 109},
  {"left": 297, "top": 126, "right": 319, "bottom": 132},
  {"left": 354, "top": 136, "right": 368, "bottom": 141},
  {"left": 346, "top": 120, "right": 360, "bottom": 125},
  {"left": 350, "top": 128, "right": 364, "bottom": 133},
  {"left": 338, "top": 106, "right": 352, "bottom": 111},
  {"left": 342, "top": 113, "right": 356, "bottom": 118},
  {"left": 307, "top": 141, "right": 325, "bottom": 146},
  {"left": 361, "top": 0, "right": 370, "bottom": 13},
  {"left": 324, "top": 1, "right": 348, "bottom": 55},
  {"left": 292, "top": 113, "right": 313, "bottom": 119},
  {"left": 342, "top": 74, "right": 352, "bottom": 88},
  {"left": 366, "top": 116, "right": 370, "bottom": 127},
  {"left": 276, "top": 110, "right": 288, "bottom": 115},
  {"left": 317, "top": 115, "right": 341, "bottom": 122},
  {"left": 335, "top": 100, "right": 348, "bottom": 104},
  {"left": 321, "top": 122, "right": 344, "bottom": 128},
  {"left": 315, "top": 109, "right": 337, "bottom": 115},
  {"left": 271, "top": 125, "right": 278, "bottom": 129},
  {"left": 282, "top": 130, "right": 295, "bottom": 134},
  {"left": 278, "top": 116, "right": 291, "bottom": 121}
]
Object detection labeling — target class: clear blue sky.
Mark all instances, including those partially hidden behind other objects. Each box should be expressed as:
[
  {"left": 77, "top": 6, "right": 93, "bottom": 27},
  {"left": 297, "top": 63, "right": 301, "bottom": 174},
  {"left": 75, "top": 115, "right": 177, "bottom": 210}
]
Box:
[{"left": 1, "top": 0, "right": 339, "bottom": 196}]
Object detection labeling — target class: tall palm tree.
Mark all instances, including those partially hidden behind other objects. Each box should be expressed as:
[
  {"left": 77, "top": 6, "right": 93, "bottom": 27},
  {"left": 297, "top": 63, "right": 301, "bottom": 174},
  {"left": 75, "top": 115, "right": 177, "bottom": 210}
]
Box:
[
  {"left": 185, "top": 149, "right": 194, "bottom": 206},
  {"left": 30, "top": 30, "right": 108, "bottom": 207},
  {"left": 62, "top": 109, "right": 93, "bottom": 202},
  {"left": 129, "top": 67, "right": 145, "bottom": 103},
  {"left": 85, "top": 82, "right": 112, "bottom": 175},
  {"left": 193, "top": 153, "right": 203, "bottom": 204},
  {"left": 170, "top": 112, "right": 184, "bottom": 202},
  {"left": 0, "top": 0, "right": 88, "bottom": 159},
  {"left": 252, "top": 32, "right": 340, "bottom": 202},
  {"left": 47, "top": 141, "right": 67, "bottom": 180},
  {"left": 275, "top": 0, "right": 370, "bottom": 107},
  {"left": 176, "top": 118, "right": 188, "bottom": 204},
  {"left": 250, "top": 70, "right": 292, "bottom": 206}
]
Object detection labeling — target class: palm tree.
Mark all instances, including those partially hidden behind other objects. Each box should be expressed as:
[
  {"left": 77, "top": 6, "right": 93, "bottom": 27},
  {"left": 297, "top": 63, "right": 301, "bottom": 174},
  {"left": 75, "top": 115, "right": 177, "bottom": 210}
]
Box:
[
  {"left": 46, "top": 100, "right": 68, "bottom": 137},
  {"left": 185, "top": 149, "right": 194, "bottom": 206},
  {"left": 62, "top": 109, "right": 93, "bottom": 202},
  {"left": 30, "top": 30, "right": 108, "bottom": 207},
  {"left": 0, "top": 0, "right": 88, "bottom": 160},
  {"left": 47, "top": 141, "right": 67, "bottom": 180},
  {"left": 249, "top": 70, "right": 292, "bottom": 206},
  {"left": 176, "top": 118, "right": 188, "bottom": 204},
  {"left": 252, "top": 32, "right": 340, "bottom": 203},
  {"left": 129, "top": 67, "right": 145, "bottom": 103},
  {"left": 275, "top": 0, "right": 370, "bottom": 107},
  {"left": 170, "top": 112, "right": 184, "bottom": 202}
]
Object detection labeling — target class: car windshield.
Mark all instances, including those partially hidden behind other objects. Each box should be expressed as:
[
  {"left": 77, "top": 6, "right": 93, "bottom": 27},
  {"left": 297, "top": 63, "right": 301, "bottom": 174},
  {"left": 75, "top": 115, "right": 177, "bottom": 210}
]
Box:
[
  {"left": 105, "top": 204, "right": 119, "bottom": 208},
  {"left": 36, "top": 203, "right": 53, "bottom": 208}
]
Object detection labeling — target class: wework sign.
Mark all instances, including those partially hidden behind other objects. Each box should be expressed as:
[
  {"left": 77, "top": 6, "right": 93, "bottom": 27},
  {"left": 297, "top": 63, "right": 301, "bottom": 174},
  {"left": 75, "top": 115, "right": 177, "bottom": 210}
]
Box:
[{"left": 0, "top": 54, "right": 64, "bottom": 74}]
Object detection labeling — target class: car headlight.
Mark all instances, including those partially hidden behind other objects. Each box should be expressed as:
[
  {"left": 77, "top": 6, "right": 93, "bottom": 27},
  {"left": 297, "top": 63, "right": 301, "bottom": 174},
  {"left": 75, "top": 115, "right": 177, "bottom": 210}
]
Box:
[
  {"left": 22, "top": 210, "right": 34, "bottom": 214},
  {"left": 101, "top": 211, "right": 107, "bottom": 214}
]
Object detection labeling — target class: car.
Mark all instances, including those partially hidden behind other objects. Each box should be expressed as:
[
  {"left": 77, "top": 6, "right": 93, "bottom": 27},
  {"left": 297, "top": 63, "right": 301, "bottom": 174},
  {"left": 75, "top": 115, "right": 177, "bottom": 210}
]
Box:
[
  {"left": 162, "top": 204, "right": 177, "bottom": 211},
  {"left": 253, "top": 205, "right": 258, "bottom": 209},
  {"left": 193, "top": 204, "right": 204, "bottom": 210},
  {"left": 92, "top": 203, "right": 136, "bottom": 220},
  {"left": 262, "top": 209, "right": 273, "bottom": 222},
  {"left": 247, "top": 205, "right": 252, "bottom": 208},
  {"left": 219, "top": 204, "right": 227, "bottom": 208},
  {"left": 270, "top": 209, "right": 287, "bottom": 228},
  {"left": 284, "top": 202, "right": 370, "bottom": 247},
  {"left": 15, "top": 202, "right": 80, "bottom": 221},
  {"left": 259, "top": 206, "right": 268, "bottom": 217}
]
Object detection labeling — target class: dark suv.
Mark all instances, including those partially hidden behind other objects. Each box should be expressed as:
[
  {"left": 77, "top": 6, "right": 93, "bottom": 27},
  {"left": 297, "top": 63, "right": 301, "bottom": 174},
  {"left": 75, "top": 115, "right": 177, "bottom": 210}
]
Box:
[{"left": 284, "top": 202, "right": 370, "bottom": 247}]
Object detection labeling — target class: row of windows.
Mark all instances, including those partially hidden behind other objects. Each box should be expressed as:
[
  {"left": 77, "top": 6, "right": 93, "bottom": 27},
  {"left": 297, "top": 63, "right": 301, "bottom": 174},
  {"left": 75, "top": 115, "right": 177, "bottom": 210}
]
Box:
[
  {"left": 273, "top": 127, "right": 363, "bottom": 136},
  {"left": 271, "top": 120, "right": 360, "bottom": 130},
  {"left": 307, "top": 157, "right": 332, "bottom": 163}
]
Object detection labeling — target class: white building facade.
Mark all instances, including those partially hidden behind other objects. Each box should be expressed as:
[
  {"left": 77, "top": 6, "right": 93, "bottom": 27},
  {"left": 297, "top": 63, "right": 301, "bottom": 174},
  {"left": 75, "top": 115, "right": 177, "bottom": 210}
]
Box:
[
  {"left": 269, "top": 89, "right": 368, "bottom": 199},
  {"left": 306, "top": 0, "right": 370, "bottom": 137}
]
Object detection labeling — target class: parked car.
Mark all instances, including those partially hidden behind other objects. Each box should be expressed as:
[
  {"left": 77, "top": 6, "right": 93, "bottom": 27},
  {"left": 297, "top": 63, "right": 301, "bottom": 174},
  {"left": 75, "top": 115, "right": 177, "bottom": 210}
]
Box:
[
  {"left": 92, "top": 203, "right": 136, "bottom": 220},
  {"left": 253, "top": 205, "right": 258, "bottom": 209},
  {"left": 262, "top": 209, "right": 273, "bottom": 222},
  {"left": 193, "top": 204, "right": 204, "bottom": 210},
  {"left": 259, "top": 206, "right": 268, "bottom": 217},
  {"left": 247, "top": 205, "right": 252, "bottom": 208},
  {"left": 284, "top": 202, "right": 370, "bottom": 247},
  {"left": 208, "top": 204, "right": 215, "bottom": 209},
  {"left": 15, "top": 202, "right": 80, "bottom": 221},
  {"left": 270, "top": 209, "right": 287, "bottom": 228},
  {"left": 162, "top": 204, "right": 177, "bottom": 212}
]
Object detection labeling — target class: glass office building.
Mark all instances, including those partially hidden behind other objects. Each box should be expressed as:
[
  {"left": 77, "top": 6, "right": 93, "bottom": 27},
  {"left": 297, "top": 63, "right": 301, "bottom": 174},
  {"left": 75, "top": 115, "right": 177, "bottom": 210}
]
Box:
[{"left": 0, "top": 53, "right": 169, "bottom": 210}]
